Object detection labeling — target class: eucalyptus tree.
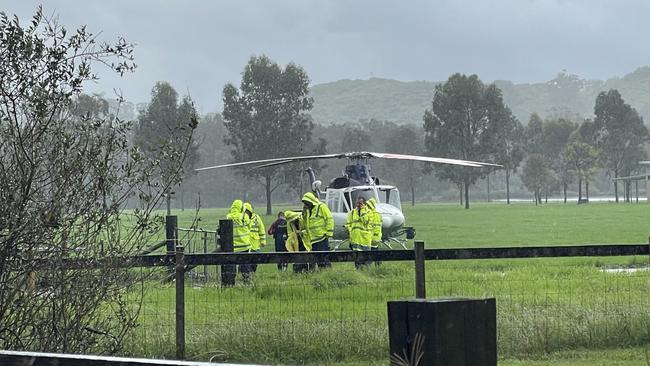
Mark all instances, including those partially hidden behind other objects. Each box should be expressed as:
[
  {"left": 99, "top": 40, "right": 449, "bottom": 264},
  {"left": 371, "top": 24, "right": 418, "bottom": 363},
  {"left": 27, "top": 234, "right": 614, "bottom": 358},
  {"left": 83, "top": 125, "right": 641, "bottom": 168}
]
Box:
[
  {"left": 134, "top": 82, "right": 199, "bottom": 211},
  {"left": 0, "top": 8, "right": 191, "bottom": 354},
  {"left": 423, "top": 73, "right": 506, "bottom": 209},
  {"left": 593, "top": 89, "right": 648, "bottom": 202},
  {"left": 222, "top": 55, "right": 316, "bottom": 214}
]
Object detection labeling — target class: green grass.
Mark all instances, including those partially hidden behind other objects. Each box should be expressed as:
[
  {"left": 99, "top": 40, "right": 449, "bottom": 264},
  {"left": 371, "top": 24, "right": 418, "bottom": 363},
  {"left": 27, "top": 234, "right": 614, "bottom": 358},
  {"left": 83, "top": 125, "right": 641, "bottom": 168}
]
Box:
[{"left": 121, "top": 202, "right": 650, "bottom": 365}]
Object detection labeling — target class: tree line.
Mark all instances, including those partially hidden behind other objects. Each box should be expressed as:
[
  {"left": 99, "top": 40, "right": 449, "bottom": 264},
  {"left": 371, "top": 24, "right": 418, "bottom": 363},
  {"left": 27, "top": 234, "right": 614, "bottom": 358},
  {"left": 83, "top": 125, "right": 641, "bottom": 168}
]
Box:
[{"left": 128, "top": 57, "right": 648, "bottom": 213}]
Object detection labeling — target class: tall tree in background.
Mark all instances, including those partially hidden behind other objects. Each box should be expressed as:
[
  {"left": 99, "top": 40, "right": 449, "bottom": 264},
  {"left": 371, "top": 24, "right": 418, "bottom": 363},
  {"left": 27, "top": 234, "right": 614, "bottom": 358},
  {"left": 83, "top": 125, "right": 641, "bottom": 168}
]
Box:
[
  {"left": 493, "top": 108, "right": 524, "bottom": 204},
  {"left": 423, "top": 73, "right": 504, "bottom": 209},
  {"left": 593, "top": 89, "right": 648, "bottom": 202},
  {"left": 384, "top": 126, "right": 425, "bottom": 206},
  {"left": 134, "top": 82, "right": 199, "bottom": 212},
  {"left": 340, "top": 126, "right": 373, "bottom": 151},
  {"left": 521, "top": 154, "right": 551, "bottom": 205},
  {"left": 525, "top": 113, "right": 545, "bottom": 155},
  {"left": 222, "top": 55, "right": 315, "bottom": 214},
  {"left": 542, "top": 118, "right": 578, "bottom": 202},
  {"left": 563, "top": 121, "right": 598, "bottom": 201}
]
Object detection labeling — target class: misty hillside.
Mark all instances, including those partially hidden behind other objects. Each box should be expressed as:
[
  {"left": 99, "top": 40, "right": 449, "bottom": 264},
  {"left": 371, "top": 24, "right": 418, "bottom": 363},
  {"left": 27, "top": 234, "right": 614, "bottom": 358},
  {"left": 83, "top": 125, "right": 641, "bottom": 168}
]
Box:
[{"left": 310, "top": 66, "right": 650, "bottom": 125}]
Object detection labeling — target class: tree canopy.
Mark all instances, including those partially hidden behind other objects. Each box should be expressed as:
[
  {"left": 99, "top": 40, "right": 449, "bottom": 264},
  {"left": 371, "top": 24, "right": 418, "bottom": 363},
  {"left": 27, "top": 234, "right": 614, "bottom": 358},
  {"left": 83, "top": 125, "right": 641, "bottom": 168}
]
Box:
[
  {"left": 222, "top": 55, "right": 318, "bottom": 214},
  {"left": 423, "top": 73, "right": 507, "bottom": 209}
]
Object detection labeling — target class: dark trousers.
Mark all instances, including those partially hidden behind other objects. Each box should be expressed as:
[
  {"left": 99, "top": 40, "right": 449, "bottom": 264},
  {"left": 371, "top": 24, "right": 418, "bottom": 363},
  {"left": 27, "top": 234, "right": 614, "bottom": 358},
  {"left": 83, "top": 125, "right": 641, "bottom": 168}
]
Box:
[
  {"left": 311, "top": 238, "right": 331, "bottom": 269},
  {"left": 293, "top": 240, "right": 310, "bottom": 273},
  {"left": 251, "top": 249, "right": 261, "bottom": 272},
  {"left": 350, "top": 244, "right": 371, "bottom": 269},
  {"left": 274, "top": 240, "right": 288, "bottom": 271},
  {"left": 238, "top": 263, "right": 252, "bottom": 282},
  {"left": 371, "top": 246, "right": 381, "bottom": 266}
]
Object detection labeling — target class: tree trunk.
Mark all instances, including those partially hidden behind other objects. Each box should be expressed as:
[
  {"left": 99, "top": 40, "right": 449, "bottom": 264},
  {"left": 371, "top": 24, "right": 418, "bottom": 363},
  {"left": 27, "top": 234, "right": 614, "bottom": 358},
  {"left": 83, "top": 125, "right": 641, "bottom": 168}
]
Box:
[
  {"left": 410, "top": 178, "right": 415, "bottom": 207},
  {"left": 544, "top": 189, "right": 548, "bottom": 204},
  {"left": 506, "top": 168, "right": 511, "bottom": 204},
  {"left": 614, "top": 170, "right": 619, "bottom": 203},
  {"left": 265, "top": 174, "right": 272, "bottom": 216},
  {"left": 534, "top": 190, "right": 538, "bottom": 206},
  {"left": 459, "top": 184, "right": 463, "bottom": 206},
  {"left": 486, "top": 173, "right": 490, "bottom": 203},
  {"left": 578, "top": 178, "right": 582, "bottom": 201},
  {"left": 586, "top": 181, "right": 590, "bottom": 200},
  {"left": 464, "top": 179, "right": 470, "bottom": 209},
  {"left": 563, "top": 183, "right": 567, "bottom": 203}
]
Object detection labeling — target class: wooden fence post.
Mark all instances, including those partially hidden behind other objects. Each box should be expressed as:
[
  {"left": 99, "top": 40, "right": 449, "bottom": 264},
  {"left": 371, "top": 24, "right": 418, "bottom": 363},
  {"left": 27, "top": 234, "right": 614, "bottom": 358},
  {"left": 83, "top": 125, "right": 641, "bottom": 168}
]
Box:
[
  {"left": 166, "top": 216, "right": 178, "bottom": 278},
  {"left": 219, "top": 219, "right": 235, "bottom": 287},
  {"left": 415, "top": 240, "right": 426, "bottom": 299},
  {"left": 175, "top": 244, "right": 185, "bottom": 360},
  {"left": 203, "top": 231, "right": 208, "bottom": 280}
]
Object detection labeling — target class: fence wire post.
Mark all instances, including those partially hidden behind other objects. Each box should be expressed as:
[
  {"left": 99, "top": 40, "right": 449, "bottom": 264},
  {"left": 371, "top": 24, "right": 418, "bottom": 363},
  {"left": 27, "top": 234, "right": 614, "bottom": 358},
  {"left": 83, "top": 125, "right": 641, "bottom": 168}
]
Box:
[
  {"left": 175, "top": 244, "right": 185, "bottom": 360},
  {"left": 415, "top": 240, "right": 426, "bottom": 299},
  {"left": 166, "top": 216, "right": 178, "bottom": 278},
  {"left": 203, "top": 231, "right": 208, "bottom": 280}
]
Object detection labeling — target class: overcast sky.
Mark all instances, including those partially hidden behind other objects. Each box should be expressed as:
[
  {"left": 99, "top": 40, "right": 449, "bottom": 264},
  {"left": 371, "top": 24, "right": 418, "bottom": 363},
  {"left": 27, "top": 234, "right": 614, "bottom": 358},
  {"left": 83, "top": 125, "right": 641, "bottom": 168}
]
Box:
[{"left": 5, "top": 1, "right": 650, "bottom": 113}]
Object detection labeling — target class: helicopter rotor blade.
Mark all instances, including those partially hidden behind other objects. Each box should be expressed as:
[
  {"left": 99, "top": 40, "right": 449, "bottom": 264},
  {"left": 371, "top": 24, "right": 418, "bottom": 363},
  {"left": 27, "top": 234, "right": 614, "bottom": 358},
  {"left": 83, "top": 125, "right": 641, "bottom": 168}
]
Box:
[
  {"left": 195, "top": 153, "right": 345, "bottom": 172},
  {"left": 195, "top": 151, "right": 502, "bottom": 172},
  {"left": 368, "top": 152, "right": 502, "bottom": 168}
]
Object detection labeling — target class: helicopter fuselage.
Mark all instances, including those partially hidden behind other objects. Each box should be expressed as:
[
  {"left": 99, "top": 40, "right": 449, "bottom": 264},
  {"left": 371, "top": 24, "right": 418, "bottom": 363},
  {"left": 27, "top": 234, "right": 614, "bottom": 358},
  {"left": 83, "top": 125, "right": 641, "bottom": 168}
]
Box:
[{"left": 324, "top": 184, "right": 406, "bottom": 240}]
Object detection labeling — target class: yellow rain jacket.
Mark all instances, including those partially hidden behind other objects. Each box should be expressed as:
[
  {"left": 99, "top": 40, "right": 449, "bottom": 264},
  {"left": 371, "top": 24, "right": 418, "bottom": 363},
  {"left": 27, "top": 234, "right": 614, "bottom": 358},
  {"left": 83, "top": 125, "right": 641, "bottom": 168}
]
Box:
[
  {"left": 366, "top": 198, "right": 382, "bottom": 248},
  {"left": 301, "top": 192, "right": 334, "bottom": 245},
  {"left": 285, "top": 211, "right": 311, "bottom": 252},
  {"left": 346, "top": 205, "right": 372, "bottom": 250},
  {"left": 225, "top": 199, "right": 251, "bottom": 252},
  {"left": 244, "top": 202, "right": 266, "bottom": 251}
]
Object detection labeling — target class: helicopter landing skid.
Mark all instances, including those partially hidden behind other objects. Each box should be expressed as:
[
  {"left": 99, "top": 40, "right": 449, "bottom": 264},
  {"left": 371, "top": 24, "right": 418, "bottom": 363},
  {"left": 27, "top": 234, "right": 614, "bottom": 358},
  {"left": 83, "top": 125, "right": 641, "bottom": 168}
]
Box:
[
  {"left": 387, "top": 237, "right": 408, "bottom": 250},
  {"left": 332, "top": 239, "right": 349, "bottom": 251}
]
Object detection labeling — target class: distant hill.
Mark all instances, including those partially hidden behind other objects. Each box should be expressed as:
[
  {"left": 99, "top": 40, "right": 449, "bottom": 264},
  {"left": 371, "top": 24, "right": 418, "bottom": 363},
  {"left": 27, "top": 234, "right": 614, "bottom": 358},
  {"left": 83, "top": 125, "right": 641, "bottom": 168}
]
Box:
[{"left": 310, "top": 67, "right": 650, "bottom": 125}]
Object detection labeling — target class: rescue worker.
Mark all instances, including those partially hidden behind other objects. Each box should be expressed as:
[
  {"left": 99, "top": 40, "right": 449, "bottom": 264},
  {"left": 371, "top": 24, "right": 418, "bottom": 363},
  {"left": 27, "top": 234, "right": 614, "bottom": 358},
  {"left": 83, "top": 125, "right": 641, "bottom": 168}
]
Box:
[
  {"left": 302, "top": 192, "right": 334, "bottom": 269},
  {"left": 225, "top": 199, "right": 252, "bottom": 282},
  {"left": 285, "top": 210, "right": 311, "bottom": 273},
  {"left": 268, "top": 211, "right": 288, "bottom": 271},
  {"left": 244, "top": 202, "right": 266, "bottom": 273},
  {"left": 366, "top": 198, "right": 383, "bottom": 265},
  {"left": 346, "top": 196, "right": 372, "bottom": 269}
]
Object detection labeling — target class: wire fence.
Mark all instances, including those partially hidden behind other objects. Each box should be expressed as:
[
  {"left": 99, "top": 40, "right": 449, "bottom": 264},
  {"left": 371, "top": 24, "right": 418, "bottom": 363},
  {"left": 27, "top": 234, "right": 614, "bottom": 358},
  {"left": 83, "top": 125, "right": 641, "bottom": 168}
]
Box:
[{"left": 122, "top": 225, "right": 650, "bottom": 365}]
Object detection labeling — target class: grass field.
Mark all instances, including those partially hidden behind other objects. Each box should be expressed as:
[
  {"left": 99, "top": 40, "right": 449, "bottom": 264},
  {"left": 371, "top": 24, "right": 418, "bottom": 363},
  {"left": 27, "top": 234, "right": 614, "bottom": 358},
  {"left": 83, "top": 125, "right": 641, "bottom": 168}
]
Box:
[{"left": 122, "top": 202, "right": 650, "bottom": 365}]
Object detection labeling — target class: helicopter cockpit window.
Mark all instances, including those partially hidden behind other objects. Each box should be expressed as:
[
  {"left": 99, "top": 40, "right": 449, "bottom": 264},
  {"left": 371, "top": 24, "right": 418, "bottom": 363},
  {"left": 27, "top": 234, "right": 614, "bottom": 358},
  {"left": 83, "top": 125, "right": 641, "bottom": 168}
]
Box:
[
  {"left": 346, "top": 189, "right": 376, "bottom": 212},
  {"left": 326, "top": 190, "right": 342, "bottom": 213},
  {"left": 379, "top": 188, "right": 401, "bottom": 210}
]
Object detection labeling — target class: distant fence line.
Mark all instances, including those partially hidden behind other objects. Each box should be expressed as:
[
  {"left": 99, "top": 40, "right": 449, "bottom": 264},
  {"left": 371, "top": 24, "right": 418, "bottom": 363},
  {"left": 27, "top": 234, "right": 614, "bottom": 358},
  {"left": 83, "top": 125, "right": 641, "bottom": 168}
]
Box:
[{"left": 34, "top": 242, "right": 650, "bottom": 270}]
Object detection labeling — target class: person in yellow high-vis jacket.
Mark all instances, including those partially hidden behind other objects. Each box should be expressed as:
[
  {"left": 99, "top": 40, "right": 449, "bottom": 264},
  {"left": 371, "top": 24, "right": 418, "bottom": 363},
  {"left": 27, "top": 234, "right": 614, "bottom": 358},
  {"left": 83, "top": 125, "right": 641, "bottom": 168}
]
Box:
[
  {"left": 302, "top": 192, "right": 334, "bottom": 269},
  {"left": 225, "top": 199, "right": 252, "bottom": 281},
  {"left": 366, "top": 198, "right": 383, "bottom": 266},
  {"left": 244, "top": 202, "right": 266, "bottom": 273},
  {"left": 346, "top": 196, "right": 372, "bottom": 269},
  {"left": 284, "top": 210, "right": 311, "bottom": 273}
]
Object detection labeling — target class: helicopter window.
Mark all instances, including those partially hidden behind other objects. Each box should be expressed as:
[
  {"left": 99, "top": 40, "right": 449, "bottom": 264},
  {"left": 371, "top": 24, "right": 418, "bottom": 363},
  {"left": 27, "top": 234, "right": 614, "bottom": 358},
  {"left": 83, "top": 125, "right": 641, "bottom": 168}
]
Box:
[
  {"left": 379, "top": 188, "right": 402, "bottom": 210},
  {"left": 348, "top": 189, "right": 376, "bottom": 211},
  {"left": 326, "top": 191, "right": 342, "bottom": 213}
]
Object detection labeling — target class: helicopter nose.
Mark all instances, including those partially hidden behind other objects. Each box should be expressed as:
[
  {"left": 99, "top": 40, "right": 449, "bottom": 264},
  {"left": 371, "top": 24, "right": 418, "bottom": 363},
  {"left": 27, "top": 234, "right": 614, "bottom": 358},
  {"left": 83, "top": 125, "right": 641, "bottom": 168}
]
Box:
[{"left": 375, "top": 203, "right": 405, "bottom": 230}]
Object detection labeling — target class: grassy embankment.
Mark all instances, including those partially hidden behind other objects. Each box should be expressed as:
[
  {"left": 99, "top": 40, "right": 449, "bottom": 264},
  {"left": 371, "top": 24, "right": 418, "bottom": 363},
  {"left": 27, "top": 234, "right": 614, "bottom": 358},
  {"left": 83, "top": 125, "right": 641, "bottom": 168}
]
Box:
[{"left": 123, "top": 202, "right": 650, "bottom": 365}]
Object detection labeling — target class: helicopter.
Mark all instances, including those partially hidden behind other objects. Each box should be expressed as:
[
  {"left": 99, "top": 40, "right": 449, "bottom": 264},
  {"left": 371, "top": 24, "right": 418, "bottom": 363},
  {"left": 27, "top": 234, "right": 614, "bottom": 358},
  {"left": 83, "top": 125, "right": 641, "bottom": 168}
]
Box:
[{"left": 196, "top": 152, "right": 501, "bottom": 249}]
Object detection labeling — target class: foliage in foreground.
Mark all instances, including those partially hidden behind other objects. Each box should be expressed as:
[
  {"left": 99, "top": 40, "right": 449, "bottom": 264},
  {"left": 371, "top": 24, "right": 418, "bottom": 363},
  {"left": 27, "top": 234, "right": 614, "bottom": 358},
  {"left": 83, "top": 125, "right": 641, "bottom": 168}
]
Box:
[{"left": 0, "top": 8, "right": 192, "bottom": 354}]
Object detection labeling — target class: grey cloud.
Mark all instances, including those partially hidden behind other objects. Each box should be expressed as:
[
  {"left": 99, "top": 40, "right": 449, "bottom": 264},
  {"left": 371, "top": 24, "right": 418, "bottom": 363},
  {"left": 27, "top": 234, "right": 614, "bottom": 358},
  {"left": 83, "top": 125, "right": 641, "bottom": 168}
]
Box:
[{"left": 4, "top": 0, "right": 650, "bottom": 112}]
